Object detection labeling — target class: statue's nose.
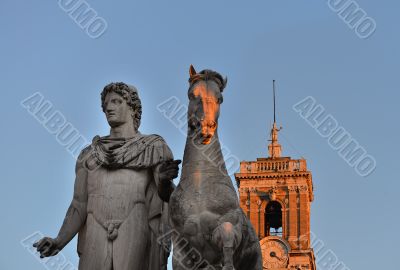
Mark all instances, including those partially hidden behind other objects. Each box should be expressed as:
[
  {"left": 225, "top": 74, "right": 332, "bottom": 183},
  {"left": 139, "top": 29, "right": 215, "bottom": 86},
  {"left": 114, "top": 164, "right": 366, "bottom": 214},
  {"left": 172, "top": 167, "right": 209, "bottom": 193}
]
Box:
[{"left": 106, "top": 106, "right": 115, "bottom": 114}]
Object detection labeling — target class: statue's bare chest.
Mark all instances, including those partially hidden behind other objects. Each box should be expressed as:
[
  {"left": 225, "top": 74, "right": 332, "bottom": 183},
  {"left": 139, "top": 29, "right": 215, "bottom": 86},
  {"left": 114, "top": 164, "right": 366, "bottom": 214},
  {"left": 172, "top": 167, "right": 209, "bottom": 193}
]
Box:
[{"left": 87, "top": 167, "right": 152, "bottom": 205}]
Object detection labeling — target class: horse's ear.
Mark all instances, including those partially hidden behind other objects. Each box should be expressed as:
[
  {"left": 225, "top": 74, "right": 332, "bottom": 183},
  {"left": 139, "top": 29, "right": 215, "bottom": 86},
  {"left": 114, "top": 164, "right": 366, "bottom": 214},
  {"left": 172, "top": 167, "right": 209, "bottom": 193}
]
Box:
[
  {"left": 221, "top": 76, "right": 228, "bottom": 91},
  {"left": 189, "top": 65, "right": 197, "bottom": 77}
]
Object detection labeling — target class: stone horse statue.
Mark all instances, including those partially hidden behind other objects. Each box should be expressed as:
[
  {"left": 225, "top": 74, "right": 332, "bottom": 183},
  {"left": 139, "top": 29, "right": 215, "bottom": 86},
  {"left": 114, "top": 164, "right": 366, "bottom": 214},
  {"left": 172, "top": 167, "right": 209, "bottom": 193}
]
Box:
[{"left": 169, "top": 65, "right": 262, "bottom": 270}]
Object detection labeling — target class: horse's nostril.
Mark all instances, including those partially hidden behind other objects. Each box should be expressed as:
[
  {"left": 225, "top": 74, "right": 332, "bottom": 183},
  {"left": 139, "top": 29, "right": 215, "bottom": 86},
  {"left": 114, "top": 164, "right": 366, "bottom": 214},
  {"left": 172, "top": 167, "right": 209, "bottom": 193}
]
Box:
[{"left": 202, "top": 133, "right": 212, "bottom": 139}]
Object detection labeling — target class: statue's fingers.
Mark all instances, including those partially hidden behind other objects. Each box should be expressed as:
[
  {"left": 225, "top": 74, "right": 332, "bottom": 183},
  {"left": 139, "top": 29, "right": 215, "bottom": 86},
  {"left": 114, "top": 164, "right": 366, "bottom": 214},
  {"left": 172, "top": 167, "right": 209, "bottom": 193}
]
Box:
[
  {"left": 50, "top": 249, "right": 60, "bottom": 257},
  {"left": 39, "top": 249, "right": 48, "bottom": 258},
  {"left": 164, "top": 171, "right": 179, "bottom": 179},
  {"left": 36, "top": 238, "right": 49, "bottom": 251},
  {"left": 40, "top": 252, "right": 48, "bottom": 258},
  {"left": 163, "top": 169, "right": 179, "bottom": 177},
  {"left": 172, "top": 159, "right": 182, "bottom": 165},
  {"left": 34, "top": 238, "right": 44, "bottom": 249},
  {"left": 41, "top": 246, "right": 53, "bottom": 257},
  {"left": 44, "top": 247, "right": 59, "bottom": 257},
  {"left": 162, "top": 159, "right": 180, "bottom": 166},
  {"left": 164, "top": 167, "right": 179, "bottom": 172},
  {"left": 169, "top": 168, "right": 179, "bottom": 175},
  {"left": 164, "top": 163, "right": 181, "bottom": 171}
]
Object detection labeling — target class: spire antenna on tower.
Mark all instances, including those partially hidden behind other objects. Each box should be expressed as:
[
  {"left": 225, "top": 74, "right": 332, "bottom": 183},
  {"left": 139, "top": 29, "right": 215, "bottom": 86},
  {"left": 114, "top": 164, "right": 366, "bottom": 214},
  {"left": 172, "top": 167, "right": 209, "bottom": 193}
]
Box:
[
  {"left": 268, "top": 80, "right": 282, "bottom": 158},
  {"left": 273, "top": 79, "right": 276, "bottom": 124}
]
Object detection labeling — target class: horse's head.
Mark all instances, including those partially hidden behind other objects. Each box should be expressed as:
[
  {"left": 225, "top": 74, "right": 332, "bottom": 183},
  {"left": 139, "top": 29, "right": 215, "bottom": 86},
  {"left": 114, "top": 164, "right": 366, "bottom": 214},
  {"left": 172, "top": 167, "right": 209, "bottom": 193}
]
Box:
[{"left": 187, "top": 65, "right": 227, "bottom": 145}]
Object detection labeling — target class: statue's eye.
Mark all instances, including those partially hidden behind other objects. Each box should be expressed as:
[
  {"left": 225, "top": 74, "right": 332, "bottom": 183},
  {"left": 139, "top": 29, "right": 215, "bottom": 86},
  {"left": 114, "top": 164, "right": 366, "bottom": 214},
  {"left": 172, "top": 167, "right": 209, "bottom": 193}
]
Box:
[{"left": 111, "top": 98, "right": 122, "bottom": 104}]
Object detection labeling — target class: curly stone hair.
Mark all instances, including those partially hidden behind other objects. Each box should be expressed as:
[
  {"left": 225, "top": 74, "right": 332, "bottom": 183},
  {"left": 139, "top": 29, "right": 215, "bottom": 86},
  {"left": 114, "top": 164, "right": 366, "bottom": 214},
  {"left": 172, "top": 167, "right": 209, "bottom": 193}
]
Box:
[{"left": 101, "top": 82, "right": 142, "bottom": 131}]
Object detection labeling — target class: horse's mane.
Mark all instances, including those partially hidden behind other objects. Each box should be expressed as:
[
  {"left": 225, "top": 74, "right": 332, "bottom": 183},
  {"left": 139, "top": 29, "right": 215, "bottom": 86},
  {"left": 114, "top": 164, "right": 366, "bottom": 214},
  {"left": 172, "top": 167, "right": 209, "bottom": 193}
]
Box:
[{"left": 189, "top": 69, "right": 228, "bottom": 92}]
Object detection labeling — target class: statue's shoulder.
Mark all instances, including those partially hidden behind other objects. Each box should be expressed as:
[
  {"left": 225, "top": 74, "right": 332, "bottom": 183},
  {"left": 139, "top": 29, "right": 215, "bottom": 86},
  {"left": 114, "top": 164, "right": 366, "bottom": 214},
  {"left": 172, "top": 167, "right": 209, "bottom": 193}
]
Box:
[
  {"left": 138, "top": 133, "right": 173, "bottom": 161},
  {"left": 81, "top": 135, "right": 101, "bottom": 156},
  {"left": 74, "top": 136, "right": 99, "bottom": 172},
  {"left": 139, "top": 133, "right": 168, "bottom": 147}
]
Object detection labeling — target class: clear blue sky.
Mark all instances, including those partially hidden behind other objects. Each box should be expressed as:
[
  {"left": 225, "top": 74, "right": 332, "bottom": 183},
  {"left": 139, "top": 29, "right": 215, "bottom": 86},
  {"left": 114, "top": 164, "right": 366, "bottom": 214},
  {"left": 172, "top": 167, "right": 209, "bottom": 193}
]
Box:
[{"left": 1, "top": 0, "right": 398, "bottom": 269}]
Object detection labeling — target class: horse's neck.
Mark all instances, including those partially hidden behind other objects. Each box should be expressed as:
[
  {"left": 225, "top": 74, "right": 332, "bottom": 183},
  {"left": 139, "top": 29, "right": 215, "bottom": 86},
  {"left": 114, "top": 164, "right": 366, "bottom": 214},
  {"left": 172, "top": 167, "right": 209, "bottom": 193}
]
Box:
[{"left": 181, "top": 131, "right": 228, "bottom": 177}]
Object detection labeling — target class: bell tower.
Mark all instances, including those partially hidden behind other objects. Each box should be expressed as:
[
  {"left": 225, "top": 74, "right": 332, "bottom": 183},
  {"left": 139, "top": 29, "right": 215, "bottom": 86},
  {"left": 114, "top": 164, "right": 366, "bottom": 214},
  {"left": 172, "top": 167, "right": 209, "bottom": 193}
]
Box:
[{"left": 235, "top": 81, "right": 316, "bottom": 270}]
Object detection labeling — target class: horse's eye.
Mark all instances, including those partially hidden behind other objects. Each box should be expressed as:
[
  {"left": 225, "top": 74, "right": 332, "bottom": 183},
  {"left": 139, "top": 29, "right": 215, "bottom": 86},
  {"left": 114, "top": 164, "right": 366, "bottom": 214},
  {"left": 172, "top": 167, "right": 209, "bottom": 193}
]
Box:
[{"left": 209, "top": 122, "right": 216, "bottom": 128}]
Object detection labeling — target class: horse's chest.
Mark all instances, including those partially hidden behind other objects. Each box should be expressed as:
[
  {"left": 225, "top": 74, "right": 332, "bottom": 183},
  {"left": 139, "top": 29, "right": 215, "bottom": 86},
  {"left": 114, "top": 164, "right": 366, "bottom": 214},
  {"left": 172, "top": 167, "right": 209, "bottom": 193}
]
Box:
[{"left": 169, "top": 181, "right": 238, "bottom": 227}]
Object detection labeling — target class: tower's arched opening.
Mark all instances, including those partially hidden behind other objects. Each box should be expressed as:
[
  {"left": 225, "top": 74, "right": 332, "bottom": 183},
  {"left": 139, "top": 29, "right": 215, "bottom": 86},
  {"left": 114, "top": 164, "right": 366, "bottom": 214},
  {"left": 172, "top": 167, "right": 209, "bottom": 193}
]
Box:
[{"left": 265, "top": 201, "right": 282, "bottom": 236}]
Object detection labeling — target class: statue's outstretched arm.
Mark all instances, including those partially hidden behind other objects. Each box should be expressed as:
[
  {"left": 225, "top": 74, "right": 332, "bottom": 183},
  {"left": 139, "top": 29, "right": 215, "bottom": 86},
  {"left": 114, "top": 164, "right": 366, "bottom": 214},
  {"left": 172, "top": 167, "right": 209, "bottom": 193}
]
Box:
[
  {"left": 34, "top": 158, "right": 88, "bottom": 258},
  {"left": 56, "top": 164, "right": 88, "bottom": 249}
]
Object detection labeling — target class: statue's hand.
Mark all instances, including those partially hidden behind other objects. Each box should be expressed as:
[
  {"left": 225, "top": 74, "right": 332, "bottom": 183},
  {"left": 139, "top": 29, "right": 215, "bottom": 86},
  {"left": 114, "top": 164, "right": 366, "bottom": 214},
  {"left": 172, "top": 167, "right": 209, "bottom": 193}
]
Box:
[
  {"left": 158, "top": 159, "right": 181, "bottom": 182},
  {"left": 33, "top": 237, "right": 61, "bottom": 258}
]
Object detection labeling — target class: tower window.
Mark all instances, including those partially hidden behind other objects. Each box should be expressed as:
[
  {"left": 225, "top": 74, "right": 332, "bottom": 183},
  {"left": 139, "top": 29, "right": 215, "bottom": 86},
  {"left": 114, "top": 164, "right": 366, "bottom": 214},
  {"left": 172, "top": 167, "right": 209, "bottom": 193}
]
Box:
[{"left": 265, "top": 201, "right": 282, "bottom": 237}]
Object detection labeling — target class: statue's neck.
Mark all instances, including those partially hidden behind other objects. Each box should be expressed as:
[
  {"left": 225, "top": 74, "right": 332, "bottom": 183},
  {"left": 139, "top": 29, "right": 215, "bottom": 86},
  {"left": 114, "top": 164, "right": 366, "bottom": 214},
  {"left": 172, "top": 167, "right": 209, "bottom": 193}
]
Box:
[{"left": 109, "top": 122, "right": 137, "bottom": 139}]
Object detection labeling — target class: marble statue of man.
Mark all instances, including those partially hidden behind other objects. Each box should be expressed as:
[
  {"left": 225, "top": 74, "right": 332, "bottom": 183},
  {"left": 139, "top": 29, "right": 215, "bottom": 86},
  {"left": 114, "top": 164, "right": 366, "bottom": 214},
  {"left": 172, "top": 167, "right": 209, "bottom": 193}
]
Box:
[{"left": 34, "top": 82, "right": 180, "bottom": 270}]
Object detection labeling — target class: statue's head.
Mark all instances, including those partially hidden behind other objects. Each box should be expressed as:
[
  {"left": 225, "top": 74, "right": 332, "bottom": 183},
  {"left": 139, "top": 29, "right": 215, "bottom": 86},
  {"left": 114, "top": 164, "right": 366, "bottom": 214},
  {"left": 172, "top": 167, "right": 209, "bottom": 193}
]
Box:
[
  {"left": 187, "top": 65, "right": 227, "bottom": 145},
  {"left": 101, "top": 82, "right": 142, "bottom": 130}
]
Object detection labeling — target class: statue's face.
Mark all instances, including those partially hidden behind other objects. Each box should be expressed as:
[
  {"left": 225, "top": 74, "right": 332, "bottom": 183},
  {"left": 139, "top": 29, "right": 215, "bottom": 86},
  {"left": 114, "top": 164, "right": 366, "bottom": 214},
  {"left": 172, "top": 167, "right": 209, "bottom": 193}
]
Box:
[{"left": 103, "top": 91, "right": 133, "bottom": 128}]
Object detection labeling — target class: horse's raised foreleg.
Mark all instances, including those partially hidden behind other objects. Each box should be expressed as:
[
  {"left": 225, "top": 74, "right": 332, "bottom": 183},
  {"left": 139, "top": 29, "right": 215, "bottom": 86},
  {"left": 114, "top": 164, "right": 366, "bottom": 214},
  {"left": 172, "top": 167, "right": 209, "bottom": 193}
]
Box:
[{"left": 212, "top": 222, "right": 242, "bottom": 270}]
